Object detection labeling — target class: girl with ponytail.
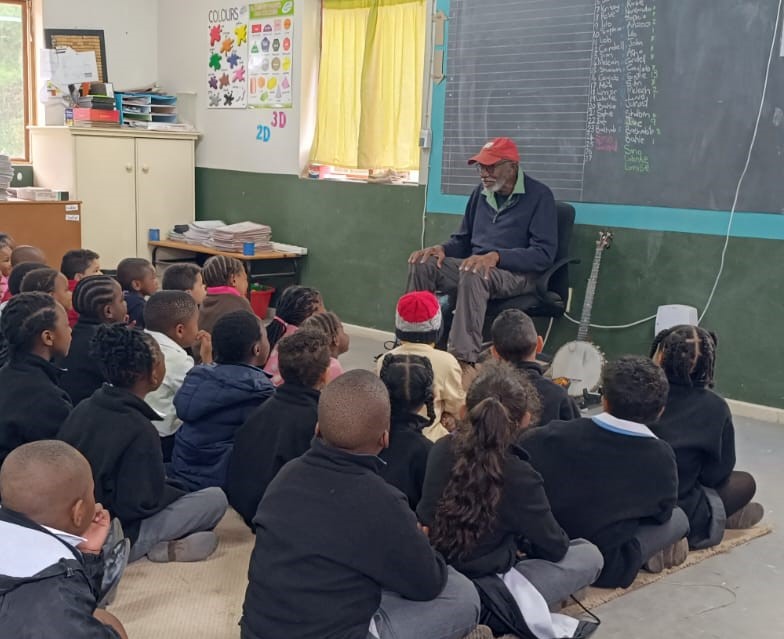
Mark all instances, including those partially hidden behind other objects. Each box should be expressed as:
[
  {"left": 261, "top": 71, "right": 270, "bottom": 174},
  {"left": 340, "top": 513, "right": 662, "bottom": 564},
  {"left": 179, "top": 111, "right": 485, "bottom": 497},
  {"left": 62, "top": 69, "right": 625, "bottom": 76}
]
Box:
[{"left": 417, "top": 361, "right": 603, "bottom": 612}]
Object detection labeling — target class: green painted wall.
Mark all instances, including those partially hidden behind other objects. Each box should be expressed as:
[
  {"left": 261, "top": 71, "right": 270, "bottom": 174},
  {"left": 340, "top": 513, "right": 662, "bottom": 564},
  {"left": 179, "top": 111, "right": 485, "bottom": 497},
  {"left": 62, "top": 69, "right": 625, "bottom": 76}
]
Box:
[{"left": 196, "top": 168, "right": 784, "bottom": 407}]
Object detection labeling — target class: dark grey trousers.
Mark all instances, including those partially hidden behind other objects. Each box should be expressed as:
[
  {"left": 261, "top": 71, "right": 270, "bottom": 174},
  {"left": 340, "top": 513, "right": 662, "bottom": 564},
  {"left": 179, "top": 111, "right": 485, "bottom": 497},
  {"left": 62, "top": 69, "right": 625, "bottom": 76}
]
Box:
[{"left": 407, "top": 256, "right": 534, "bottom": 363}]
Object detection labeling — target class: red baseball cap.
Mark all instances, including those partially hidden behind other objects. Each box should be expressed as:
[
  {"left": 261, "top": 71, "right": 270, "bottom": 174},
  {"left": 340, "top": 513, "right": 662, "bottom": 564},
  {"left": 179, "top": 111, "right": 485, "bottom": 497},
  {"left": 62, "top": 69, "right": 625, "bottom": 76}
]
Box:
[{"left": 467, "top": 137, "right": 520, "bottom": 165}]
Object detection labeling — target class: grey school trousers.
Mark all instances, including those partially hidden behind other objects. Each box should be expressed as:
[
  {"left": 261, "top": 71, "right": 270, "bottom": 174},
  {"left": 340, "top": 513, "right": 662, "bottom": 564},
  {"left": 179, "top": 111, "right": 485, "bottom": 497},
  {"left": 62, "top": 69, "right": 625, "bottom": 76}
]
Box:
[
  {"left": 370, "top": 566, "right": 480, "bottom": 639},
  {"left": 129, "top": 487, "right": 228, "bottom": 562},
  {"left": 514, "top": 538, "right": 604, "bottom": 606},
  {"left": 407, "top": 256, "right": 534, "bottom": 364},
  {"left": 635, "top": 507, "right": 690, "bottom": 563}
]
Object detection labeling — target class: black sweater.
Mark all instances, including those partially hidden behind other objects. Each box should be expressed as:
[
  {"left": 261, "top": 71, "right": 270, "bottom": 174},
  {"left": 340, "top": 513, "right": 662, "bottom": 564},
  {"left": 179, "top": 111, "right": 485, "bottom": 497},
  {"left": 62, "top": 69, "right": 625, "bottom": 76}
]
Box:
[
  {"left": 417, "top": 436, "right": 569, "bottom": 578},
  {"left": 242, "top": 438, "right": 448, "bottom": 639},
  {"left": 378, "top": 414, "right": 433, "bottom": 510},
  {"left": 650, "top": 384, "right": 735, "bottom": 545},
  {"left": 58, "top": 385, "right": 184, "bottom": 542},
  {"left": 0, "top": 354, "right": 72, "bottom": 467},
  {"left": 514, "top": 361, "right": 581, "bottom": 426},
  {"left": 59, "top": 318, "right": 106, "bottom": 405},
  {"left": 226, "top": 383, "right": 318, "bottom": 528},
  {"left": 522, "top": 417, "right": 678, "bottom": 588}
]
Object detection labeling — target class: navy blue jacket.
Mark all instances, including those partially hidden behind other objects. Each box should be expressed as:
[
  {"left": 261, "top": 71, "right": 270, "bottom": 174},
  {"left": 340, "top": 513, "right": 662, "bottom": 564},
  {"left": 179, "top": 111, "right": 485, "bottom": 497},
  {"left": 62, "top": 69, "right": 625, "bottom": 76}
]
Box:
[
  {"left": 124, "top": 291, "right": 146, "bottom": 329},
  {"left": 441, "top": 174, "right": 557, "bottom": 274},
  {"left": 170, "top": 363, "right": 275, "bottom": 491}
]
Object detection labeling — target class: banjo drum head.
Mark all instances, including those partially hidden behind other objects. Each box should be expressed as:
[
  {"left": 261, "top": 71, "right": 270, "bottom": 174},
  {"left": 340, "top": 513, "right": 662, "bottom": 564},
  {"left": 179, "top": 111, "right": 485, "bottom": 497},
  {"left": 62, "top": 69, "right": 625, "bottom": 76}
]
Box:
[{"left": 550, "top": 340, "right": 605, "bottom": 398}]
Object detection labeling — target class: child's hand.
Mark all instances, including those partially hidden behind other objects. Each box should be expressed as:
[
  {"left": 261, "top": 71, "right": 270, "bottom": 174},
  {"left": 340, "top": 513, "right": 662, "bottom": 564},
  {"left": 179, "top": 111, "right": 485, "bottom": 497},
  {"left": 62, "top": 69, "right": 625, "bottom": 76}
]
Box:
[
  {"left": 78, "top": 503, "right": 111, "bottom": 554},
  {"left": 197, "top": 330, "right": 213, "bottom": 364},
  {"left": 441, "top": 412, "right": 457, "bottom": 432}
]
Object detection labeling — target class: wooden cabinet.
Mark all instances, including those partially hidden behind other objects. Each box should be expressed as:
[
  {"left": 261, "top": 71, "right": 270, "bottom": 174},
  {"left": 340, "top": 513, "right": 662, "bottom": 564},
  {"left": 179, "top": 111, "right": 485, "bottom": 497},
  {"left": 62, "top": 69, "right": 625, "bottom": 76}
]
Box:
[
  {"left": 0, "top": 200, "right": 82, "bottom": 268},
  {"left": 30, "top": 127, "right": 199, "bottom": 268}
]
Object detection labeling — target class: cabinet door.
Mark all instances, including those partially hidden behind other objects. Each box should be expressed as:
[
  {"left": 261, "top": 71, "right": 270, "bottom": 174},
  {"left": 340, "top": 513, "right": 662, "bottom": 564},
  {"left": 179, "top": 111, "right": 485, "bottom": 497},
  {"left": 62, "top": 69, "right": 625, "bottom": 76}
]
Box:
[
  {"left": 74, "top": 136, "right": 137, "bottom": 268},
  {"left": 135, "top": 138, "right": 196, "bottom": 258}
]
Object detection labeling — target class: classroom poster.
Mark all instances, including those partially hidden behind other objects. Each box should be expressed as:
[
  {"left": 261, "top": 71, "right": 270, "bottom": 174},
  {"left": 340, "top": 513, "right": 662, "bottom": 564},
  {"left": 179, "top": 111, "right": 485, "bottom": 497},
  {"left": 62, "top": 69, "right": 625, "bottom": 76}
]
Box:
[
  {"left": 247, "top": 1, "right": 294, "bottom": 108},
  {"left": 207, "top": 5, "right": 249, "bottom": 108}
]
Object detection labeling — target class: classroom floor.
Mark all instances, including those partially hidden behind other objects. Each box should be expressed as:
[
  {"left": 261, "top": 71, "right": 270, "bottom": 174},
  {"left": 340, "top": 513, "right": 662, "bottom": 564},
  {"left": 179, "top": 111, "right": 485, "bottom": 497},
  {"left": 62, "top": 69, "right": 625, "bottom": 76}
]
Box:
[{"left": 341, "top": 325, "right": 783, "bottom": 638}]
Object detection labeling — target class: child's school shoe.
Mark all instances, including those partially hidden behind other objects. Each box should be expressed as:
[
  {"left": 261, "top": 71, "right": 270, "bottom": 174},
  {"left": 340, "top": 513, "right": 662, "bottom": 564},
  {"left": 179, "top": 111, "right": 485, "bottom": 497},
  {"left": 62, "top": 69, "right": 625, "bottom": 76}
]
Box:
[
  {"left": 725, "top": 502, "right": 765, "bottom": 529},
  {"left": 147, "top": 531, "right": 219, "bottom": 563},
  {"left": 643, "top": 537, "right": 688, "bottom": 574}
]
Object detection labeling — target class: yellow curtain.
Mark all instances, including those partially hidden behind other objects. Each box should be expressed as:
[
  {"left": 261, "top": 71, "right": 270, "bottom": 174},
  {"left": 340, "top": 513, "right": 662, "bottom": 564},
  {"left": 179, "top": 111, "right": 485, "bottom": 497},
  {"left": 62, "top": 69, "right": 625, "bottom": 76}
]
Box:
[{"left": 310, "top": 0, "right": 425, "bottom": 170}]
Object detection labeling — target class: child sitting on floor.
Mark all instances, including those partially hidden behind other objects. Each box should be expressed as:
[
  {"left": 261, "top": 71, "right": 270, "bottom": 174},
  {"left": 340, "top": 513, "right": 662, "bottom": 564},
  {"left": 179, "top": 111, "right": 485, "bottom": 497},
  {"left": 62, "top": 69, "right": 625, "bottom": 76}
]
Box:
[
  {"left": 162, "top": 263, "right": 207, "bottom": 306},
  {"left": 0, "top": 233, "right": 13, "bottom": 301},
  {"left": 21, "top": 267, "right": 74, "bottom": 314},
  {"left": 196, "top": 256, "right": 252, "bottom": 363},
  {"left": 491, "top": 309, "right": 580, "bottom": 425},
  {"left": 263, "top": 285, "right": 324, "bottom": 385},
  {"left": 300, "top": 310, "right": 349, "bottom": 384},
  {"left": 117, "top": 257, "right": 159, "bottom": 329},
  {"left": 650, "top": 325, "right": 764, "bottom": 548},
  {"left": 523, "top": 355, "right": 689, "bottom": 589},
  {"left": 58, "top": 323, "right": 227, "bottom": 563},
  {"left": 170, "top": 310, "right": 274, "bottom": 492},
  {"left": 0, "top": 260, "right": 46, "bottom": 319},
  {"left": 418, "top": 362, "right": 602, "bottom": 638},
  {"left": 60, "top": 249, "right": 102, "bottom": 327},
  {"left": 0, "top": 441, "right": 127, "bottom": 639},
  {"left": 377, "top": 291, "right": 465, "bottom": 441},
  {"left": 144, "top": 291, "right": 212, "bottom": 462},
  {"left": 378, "top": 354, "right": 434, "bottom": 510},
  {"left": 0, "top": 293, "right": 72, "bottom": 467},
  {"left": 241, "top": 369, "right": 480, "bottom": 639},
  {"left": 60, "top": 276, "right": 128, "bottom": 406},
  {"left": 227, "top": 328, "right": 330, "bottom": 528}
]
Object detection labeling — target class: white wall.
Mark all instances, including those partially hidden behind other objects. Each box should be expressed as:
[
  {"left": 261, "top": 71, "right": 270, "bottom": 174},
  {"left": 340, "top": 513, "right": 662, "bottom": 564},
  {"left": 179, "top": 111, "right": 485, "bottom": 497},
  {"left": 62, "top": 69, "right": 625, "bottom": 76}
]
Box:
[
  {"left": 42, "top": 0, "right": 159, "bottom": 91},
  {"left": 158, "top": 0, "right": 320, "bottom": 174}
]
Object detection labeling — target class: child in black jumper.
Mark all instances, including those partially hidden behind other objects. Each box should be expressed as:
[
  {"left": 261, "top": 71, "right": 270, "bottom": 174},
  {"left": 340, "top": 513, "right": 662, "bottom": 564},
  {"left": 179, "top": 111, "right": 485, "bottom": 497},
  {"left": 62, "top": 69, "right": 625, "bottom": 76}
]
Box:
[
  {"left": 378, "top": 354, "right": 434, "bottom": 510},
  {"left": 241, "top": 369, "right": 480, "bottom": 639},
  {"left": 117, "top": 257, "right": 159, "bottom": 329},
  {"left": 491, "top": 309, "right": 580, "bottom": 425},
  {"left": 650, "top": 325, "right": 763, "bottom": 548},
  {"left": 60, "top": 276, "right": 128, "bottom": 405},
  {"left": 418, "top": 362, "right": 602, "bottom": 637},
  {"left": 0, "top": 292, "right": 73, "bottom": 467},
  {"left": 227, "top": 328, "right": 329, "bottom": 528},
  {"left": 523, "top": 356, "right": 689, "bottom": 589},
  {"left": 58, "top": 324, "right": 227, "bottom": 563}
]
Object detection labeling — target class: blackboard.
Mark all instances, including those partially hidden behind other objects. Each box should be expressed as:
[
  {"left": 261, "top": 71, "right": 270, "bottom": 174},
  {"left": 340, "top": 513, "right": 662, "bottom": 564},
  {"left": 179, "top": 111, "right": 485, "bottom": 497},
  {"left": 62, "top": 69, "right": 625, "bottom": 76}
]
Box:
[{"left": 441, "top": 0, "right": 784, "bottom": 214}]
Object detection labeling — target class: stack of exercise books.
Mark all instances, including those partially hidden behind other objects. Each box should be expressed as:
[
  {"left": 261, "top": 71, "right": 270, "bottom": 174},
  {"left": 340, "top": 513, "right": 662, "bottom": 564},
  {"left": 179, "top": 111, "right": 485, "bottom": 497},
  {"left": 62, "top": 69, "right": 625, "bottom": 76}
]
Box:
[
  {"left": 0, "top": 155, "right": 12, "bottom": 201},
  {"left": 209, "top": 222, "right": 273, "bottom": 252},
  {"left": 179, "top": 220, "right": 227, "bottom": 245}
]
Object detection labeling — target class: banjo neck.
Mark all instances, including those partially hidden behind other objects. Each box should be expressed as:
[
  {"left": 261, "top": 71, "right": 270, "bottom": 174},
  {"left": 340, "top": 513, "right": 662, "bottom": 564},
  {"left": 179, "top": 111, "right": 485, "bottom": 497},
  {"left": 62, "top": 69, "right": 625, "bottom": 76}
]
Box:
[{"left": 577, "top": 231, "right": 613, "bottom": 342}]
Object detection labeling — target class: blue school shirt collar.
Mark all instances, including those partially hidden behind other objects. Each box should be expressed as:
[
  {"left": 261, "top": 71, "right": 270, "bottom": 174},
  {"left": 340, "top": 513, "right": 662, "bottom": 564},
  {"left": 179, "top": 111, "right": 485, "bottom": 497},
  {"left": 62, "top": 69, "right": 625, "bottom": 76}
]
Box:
[{"left": 591, "top": 412, "right": 657, "bottom": 438}]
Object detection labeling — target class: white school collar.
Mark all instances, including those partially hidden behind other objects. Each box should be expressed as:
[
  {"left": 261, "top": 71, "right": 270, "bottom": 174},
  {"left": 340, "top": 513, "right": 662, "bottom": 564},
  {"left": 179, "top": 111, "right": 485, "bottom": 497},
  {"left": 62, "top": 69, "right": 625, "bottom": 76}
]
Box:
[
  {"left": 42, "top": 525, "right": 87, "bottom": 547},
  {"left": 591, "top": 412, "right": 657, "bottom": 439}
]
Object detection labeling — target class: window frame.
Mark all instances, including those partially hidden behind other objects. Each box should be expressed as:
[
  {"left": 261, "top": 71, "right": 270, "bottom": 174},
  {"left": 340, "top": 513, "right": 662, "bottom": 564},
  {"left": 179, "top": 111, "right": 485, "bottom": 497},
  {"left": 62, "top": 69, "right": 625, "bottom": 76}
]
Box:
[{"left": 1, "top": 0, "right": 33, "bottom": 163}]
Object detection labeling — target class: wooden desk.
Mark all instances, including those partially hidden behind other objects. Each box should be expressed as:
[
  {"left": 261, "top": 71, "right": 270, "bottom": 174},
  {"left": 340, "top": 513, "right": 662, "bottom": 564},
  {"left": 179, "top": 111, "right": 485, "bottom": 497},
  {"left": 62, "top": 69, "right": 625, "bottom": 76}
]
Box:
[
  {"left": 149, "top": 240, "right": 304, "bottom": 288},
  {"left": 0, "top": 199, "right": 82, "bottom": 268}
]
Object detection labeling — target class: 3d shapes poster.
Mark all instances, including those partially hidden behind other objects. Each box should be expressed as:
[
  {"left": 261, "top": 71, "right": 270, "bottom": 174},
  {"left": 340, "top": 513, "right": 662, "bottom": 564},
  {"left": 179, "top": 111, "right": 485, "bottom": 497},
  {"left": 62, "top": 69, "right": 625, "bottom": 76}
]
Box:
[
  {"left": 207, "top": 5, "right": 249, "bottom": 108},
  {"left": 247, "top": 1, "right": 294, "bottom": 109}
]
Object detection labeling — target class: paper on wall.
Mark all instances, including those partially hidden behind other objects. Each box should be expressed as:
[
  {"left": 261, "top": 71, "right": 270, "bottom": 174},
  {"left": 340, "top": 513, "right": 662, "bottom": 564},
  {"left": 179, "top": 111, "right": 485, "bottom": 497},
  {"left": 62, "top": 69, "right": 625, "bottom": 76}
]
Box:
[
  {"left": 247, "top": 0, "right": 294, "bottom": 109},
  {"left": 207, "top": 5, "right": 249, "bottom": 108},
  {"left": 40, "top": 48, "right": 98, "bottom": 88}
]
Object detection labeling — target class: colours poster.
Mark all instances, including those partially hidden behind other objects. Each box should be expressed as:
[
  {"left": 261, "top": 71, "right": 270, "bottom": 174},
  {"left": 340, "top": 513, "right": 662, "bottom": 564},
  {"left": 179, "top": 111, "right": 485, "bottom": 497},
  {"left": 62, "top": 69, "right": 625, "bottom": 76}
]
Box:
[
  {"left": 207, "top": 5, "right": 249, "bottom": 109},
  {"left": 247, "top": 1, "right": 294, "bottom": 109}
]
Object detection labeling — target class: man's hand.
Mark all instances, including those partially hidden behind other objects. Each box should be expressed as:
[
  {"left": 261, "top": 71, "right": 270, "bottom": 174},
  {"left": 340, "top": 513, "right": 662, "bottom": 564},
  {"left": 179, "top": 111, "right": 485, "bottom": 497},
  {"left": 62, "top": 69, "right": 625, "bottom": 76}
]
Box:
[
  {"left": 408, "top": 245, "right": 446, "bottom": 268},
  {"left": 77, "top": 504, "right": 111, "bottom": 555},
  {"left": 460, "top": 252, "right": 500, "bottom": 279},
  {"left": 197, "top": 330, "right": 213, "bottom": 364}
]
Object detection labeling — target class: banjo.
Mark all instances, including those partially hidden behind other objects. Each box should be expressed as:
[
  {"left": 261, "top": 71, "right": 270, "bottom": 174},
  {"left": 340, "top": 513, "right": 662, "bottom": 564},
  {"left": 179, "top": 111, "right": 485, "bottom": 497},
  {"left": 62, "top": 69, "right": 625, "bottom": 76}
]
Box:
[{"left": 550, "top": 230, "right": 613, "bottom": 398}]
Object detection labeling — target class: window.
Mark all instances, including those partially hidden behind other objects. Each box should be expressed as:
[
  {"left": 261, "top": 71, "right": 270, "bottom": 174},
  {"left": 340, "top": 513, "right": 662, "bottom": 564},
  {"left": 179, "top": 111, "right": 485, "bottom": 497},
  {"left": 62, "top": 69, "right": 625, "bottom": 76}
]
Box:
[
  {"left": 0, "top": 0, "right": 31, "bottom": 161},
  {"left": 308, "top": 0, "right": 425, "bottom": 183}
]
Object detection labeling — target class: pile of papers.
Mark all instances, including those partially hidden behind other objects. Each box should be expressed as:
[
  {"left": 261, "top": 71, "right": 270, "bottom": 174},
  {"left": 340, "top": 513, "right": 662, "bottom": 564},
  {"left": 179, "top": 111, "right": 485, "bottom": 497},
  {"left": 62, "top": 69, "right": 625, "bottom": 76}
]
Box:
[
  {"left": 209, "top": 222, "right": 273, "bottom": 252},
  {"left": 0, "top": 155, "right": 12, "bottom": 201},
  {"left": 178, "top": 220, "right": 226, "bottom": 244}
]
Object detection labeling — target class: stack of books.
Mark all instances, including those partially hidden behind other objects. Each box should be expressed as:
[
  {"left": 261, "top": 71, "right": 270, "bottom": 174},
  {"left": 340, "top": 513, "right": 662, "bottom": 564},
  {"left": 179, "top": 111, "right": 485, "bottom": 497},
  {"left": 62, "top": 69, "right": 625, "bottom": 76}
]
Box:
[
  {"left": 179, "top": 220, "right": 227, "bottom": 245},
  {"left": 0, "top": 155, "right": 12, "bottom": 201},
  {"left": 15, "top": 187, "right": 58, "bottom": 202},
  {"left": 69, "top": 82, "right": 120, "bottom": 128},
  {"left": 209, "top": 222, "right": 273, "bottom": 252}
]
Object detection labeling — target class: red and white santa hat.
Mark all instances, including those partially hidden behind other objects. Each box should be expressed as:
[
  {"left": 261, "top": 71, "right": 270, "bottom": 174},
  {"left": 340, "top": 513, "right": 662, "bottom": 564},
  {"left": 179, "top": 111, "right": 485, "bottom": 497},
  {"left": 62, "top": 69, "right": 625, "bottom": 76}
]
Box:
[{"left": 395, "top": 291, "right": 442, "bottom": 342}]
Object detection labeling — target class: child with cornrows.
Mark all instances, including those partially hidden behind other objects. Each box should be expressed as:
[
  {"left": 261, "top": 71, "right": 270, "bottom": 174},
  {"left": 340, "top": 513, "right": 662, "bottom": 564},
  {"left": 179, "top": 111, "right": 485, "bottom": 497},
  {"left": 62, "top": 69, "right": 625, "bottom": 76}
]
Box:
[
  {"left": 300, "top": 310, "right": 349, "bottom": 384},
  {"left": 650, "top": 325, "right": 764, "bottom": 548}
]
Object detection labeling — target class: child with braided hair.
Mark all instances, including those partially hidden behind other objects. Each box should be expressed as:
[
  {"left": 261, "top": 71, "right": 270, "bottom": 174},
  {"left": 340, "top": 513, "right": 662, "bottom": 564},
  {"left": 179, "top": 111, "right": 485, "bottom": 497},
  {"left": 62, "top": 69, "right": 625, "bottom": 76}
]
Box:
[
  {"left": 0, "top": 233, "right": 13, "bottom": 301},
  {"left": 21, "top": 267, "right": 73, "bottom": 312},
  {"left": 650, "top": 325, "right": 764, "bottom": 548},
  {"left": 0, "top": 292, "right": 73, "bottom": 466},
  {"left": 58, "top": 324, "right": 227, "bottom": 563},
  {"left": 300, "top": 310, "right": 348, "bottom": 384},
  {"left": 378, "top": 354, "right": 434, "bottom": 510},
  {"left": 60, "top": 275, "right": 128, "bottom": 406},
  {"left": 263, "top": 285, "right": 325, "bottom": 385}
]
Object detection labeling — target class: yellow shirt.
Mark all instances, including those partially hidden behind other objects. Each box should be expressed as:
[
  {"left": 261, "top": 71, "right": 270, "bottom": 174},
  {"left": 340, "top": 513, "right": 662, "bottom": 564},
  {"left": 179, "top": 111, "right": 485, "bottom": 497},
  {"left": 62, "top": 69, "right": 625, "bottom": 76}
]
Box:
[{"left": 376, "top": 342, "right": 466, "bottom": 442}]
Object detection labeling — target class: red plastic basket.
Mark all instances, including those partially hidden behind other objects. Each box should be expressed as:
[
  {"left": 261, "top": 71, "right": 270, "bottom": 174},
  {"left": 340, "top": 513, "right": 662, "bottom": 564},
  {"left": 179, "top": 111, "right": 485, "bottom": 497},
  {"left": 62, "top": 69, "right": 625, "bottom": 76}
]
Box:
[{"left": 250, "top": 288, "right": 275, "bottom": 319}]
